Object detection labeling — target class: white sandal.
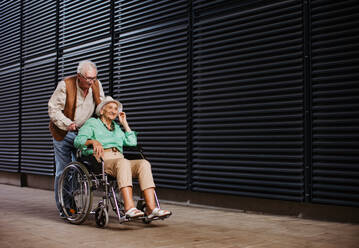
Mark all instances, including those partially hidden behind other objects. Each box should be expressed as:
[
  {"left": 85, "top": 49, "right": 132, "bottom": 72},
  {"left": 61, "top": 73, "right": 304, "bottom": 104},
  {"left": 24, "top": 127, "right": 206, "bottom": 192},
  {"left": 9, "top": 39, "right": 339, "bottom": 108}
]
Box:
[
  {"left": 147, "top": 208, "right": 172, "bottom": 219},
  {"left": 125, "top": 208, "right": 144, "bottom": 218}
]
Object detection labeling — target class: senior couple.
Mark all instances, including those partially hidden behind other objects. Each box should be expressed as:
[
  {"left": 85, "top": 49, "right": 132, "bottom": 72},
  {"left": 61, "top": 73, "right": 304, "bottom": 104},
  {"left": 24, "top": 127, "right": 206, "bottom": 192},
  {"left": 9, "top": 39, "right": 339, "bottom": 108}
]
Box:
[{"left": 49, "top": 60, "right": 171, "bottom": 219}]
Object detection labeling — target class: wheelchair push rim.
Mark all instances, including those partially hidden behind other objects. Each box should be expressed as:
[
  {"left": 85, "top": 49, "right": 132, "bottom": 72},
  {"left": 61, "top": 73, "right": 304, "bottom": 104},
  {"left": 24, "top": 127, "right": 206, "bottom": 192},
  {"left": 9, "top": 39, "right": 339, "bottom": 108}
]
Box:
[{"left": 58, "top": 162, "right": 93, "bottom": 225}]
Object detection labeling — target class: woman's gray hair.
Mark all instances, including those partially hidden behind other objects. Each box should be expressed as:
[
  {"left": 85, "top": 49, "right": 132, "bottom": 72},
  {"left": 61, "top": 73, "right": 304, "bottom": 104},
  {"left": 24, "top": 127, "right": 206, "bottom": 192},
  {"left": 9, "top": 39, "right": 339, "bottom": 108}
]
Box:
[{"left": 77, "top": 60, "right": 97, "bottom": 74}]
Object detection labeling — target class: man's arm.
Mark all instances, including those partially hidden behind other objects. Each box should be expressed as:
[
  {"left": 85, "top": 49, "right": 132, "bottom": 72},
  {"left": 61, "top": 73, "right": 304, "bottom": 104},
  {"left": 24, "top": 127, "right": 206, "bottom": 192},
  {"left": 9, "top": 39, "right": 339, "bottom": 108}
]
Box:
[{"left": 48, "top": 80, "right": 74, "bottom": 131}]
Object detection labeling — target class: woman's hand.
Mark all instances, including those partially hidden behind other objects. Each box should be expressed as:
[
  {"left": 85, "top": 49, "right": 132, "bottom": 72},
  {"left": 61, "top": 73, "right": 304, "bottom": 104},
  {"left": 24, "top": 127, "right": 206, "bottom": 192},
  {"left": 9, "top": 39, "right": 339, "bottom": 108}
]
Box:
[
  {"left": 85, "top": 139, "right": 104, "bottom": 159},
  {"left": 118, "top": 112, "right": 132, "bottom": 132},
  {"left": 118, "top": 112, "right": 127, "bottom": 125}
]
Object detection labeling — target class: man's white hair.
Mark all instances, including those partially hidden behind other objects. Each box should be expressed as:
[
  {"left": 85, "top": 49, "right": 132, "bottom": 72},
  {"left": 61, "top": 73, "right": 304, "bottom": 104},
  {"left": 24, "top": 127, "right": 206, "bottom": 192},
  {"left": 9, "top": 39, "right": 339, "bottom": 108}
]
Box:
[{"left": 77, "top": 60, "right": 97, "bottom": 74}]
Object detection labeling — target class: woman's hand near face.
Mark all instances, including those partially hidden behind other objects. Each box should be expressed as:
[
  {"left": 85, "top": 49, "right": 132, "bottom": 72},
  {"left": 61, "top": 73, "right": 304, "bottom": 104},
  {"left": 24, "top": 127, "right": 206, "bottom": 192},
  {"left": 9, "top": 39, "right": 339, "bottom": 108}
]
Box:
[
  {"left": 118, "top": 112, "right": 131, "bottom": 132},
  {"left": 118, "top": 112, "right": 127, "bottom": 125}
]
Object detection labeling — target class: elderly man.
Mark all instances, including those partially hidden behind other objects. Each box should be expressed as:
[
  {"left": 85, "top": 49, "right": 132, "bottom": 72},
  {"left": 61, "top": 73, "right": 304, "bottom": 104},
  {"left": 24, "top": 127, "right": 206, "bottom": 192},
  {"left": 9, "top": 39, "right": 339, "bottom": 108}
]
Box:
[{"left": 48, "top": 60, "right": 104, "bottom": 215}]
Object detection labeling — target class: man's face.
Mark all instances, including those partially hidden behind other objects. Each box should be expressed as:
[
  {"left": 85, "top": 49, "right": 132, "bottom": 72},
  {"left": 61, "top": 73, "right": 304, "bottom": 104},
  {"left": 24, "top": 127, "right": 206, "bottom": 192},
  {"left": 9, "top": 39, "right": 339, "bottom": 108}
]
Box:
[
  {"left": 101, "top": 102, "right": 119, "bottom": 121},
  {"left": 78, "top": 67, "right": 97, "bottom": 90}
]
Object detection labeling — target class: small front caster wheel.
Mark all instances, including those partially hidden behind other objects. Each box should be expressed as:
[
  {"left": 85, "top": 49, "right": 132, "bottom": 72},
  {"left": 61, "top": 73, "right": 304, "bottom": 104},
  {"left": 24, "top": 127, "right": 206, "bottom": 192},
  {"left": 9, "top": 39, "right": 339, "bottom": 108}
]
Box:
[{"left": 95, "top": 207, "right": 109, "bottom": 228}]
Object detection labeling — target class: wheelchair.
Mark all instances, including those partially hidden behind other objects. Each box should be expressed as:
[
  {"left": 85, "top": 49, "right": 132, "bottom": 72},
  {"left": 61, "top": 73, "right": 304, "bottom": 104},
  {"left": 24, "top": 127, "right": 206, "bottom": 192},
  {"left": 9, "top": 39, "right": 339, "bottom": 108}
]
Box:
[{"left": 57, "top": 146, "right": 169, "bottom": 228}]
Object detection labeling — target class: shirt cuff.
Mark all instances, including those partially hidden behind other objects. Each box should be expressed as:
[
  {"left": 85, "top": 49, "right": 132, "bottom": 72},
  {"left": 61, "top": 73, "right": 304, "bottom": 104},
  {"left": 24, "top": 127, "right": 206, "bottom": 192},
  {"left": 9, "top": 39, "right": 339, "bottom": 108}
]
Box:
[
  {"left": 62, "top": 117, "right": 73, "bottom": 128},
  {"left": 74, "top": 135, "right": 89, "bottom": 150}
]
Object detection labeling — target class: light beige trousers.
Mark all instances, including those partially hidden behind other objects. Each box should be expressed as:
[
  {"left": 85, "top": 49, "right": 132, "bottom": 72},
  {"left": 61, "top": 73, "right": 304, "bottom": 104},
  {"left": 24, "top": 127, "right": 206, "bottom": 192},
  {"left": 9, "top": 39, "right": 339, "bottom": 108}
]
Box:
[{"left": 102, "top": 150, "right": 155, "bottom": 191}]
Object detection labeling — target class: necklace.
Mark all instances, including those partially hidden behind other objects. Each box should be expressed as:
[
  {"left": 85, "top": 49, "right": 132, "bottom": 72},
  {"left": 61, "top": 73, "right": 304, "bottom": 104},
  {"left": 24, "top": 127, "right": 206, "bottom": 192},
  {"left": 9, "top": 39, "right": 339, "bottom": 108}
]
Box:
[{"left": 100, "top": 118, "right": 114, "bottom": 131}]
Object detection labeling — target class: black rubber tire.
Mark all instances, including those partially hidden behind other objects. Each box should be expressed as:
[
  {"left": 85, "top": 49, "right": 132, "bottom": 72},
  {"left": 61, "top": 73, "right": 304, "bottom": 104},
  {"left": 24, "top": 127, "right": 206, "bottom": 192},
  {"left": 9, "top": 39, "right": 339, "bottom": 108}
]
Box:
[
  {"left": 95, "top": 207, "right": 109, "bottom": 228},
  {"left": 58, "top": 162, "right": 93, "bottom": 225}
]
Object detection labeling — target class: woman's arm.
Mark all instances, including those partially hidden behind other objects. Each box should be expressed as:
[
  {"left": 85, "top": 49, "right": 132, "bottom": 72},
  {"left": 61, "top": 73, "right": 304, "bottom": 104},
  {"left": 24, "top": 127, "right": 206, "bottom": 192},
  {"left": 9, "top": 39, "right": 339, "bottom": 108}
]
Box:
[
  {"left": 85, "top": 139, "right": 104, "bottom": 158},
  {"left": 118, "top": 112, "right": 137, "bottom": 147},
  {"left": 75, "top": 118, "right": 104, "bottom": 158},
  {"left": 119, "top": 112, "right": 131, "bottom": 132}
]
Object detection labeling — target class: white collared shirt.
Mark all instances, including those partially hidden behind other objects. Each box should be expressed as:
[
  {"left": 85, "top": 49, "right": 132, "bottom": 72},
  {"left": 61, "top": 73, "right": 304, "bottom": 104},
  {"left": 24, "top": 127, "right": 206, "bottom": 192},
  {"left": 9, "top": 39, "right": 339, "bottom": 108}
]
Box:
[{"left": 48, "top": 79, "right": 105, "bottom": 131}]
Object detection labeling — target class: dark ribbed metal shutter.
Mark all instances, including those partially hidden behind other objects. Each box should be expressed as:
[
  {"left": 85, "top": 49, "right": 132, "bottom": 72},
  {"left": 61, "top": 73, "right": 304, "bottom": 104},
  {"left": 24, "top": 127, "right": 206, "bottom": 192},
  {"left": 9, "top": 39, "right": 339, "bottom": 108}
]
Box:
[
  {"left": 58, "top": 0, "right": 111, "bottom": 94},
  {"left": 311, "top": 1, "right": 359, "bottom": 207},
  {"left": 20, "top": 0, "right": 57, "bottom": 175},
  {"left": 115, "top": 0, "right": 189, "bottom": 189},
  {"left": 58, "top": 0, "right": 111, "bottom": 49},
  {"left": 0, "top": 1, "right": 20, "bottom": 173},
  {"left": 21, "top": 58, "right": 56, "bottom": 175},
  {"left": 58, "top": 40, "right": 111, "bottom": 95},
  {"left": 0, "top": 0, "right": 20, "bottom": 68},
  {"left": 191, "top": 0, "right": 305, "bottom": 200},
  {"left": 0, "top": 65, "right": 20, "bottom": 173},
  {"left": 22, "top": 0, "right": 57, "bottom": 60}
]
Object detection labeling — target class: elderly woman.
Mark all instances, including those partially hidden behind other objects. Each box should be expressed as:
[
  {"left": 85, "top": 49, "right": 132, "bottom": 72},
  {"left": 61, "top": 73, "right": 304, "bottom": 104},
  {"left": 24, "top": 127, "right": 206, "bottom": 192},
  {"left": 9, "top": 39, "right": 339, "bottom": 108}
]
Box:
[{"left": 74, "top": 96, "right": 171, "bottom": 219}]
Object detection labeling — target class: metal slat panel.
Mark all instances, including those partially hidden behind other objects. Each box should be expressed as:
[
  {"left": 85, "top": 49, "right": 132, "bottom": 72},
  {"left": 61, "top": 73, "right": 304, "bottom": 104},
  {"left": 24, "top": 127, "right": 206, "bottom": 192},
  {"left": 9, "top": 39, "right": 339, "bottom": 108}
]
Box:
[
  {"left": 21, "top": 57, "right": 55, "bottom": 175},
  {"left": 119, "top": 0, "right": 187, "bottom": 32},
  {"left": 58, "top": 39, "right": 111, "bottom": 95},
  {"left": 0, "top": 65, "right": 20, "bottom": 172},
  {"left": 192, "top": 0, "right": 305, "bottom": 201},
  {"left": 0, "top": 0, "right": 20, "bottom": 67},
  {"left": 115, "top": 0, "right": 188, "bottom": 189},
  {"left": 311, "top": 0, "right": 359, "bottom": 207},
  {"left": 59, "top": 0, "right": 111, "bottom": 49},
  {"left": 23, "top": 0, "right": 56, "bottom": 60}
]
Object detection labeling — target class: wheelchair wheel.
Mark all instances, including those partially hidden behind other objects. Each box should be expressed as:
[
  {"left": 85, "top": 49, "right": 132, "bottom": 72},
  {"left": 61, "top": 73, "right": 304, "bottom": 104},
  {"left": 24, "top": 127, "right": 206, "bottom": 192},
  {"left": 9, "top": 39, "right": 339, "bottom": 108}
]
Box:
[
  {"left": 58, "top": 162, "right": 93, "bottom": 225},
  {"left": 95, "top": 206, "right": 109, "bottom": 228}
]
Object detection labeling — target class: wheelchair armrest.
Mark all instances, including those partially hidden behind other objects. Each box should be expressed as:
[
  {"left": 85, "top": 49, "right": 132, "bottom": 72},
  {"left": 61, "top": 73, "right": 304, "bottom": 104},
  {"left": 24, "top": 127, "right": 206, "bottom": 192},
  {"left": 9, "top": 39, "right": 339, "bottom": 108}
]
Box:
[
  {"left": 77, "top": 145, "right": 146, "bottom": 161},
  {"left": 76, "top": 149, "right": 83, "bottom": 160}
]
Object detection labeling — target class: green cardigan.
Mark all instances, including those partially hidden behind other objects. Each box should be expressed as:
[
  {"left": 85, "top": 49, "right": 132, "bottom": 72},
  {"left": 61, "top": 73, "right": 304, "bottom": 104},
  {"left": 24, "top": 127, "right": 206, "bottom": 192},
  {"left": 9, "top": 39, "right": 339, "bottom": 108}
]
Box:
[{"left": 74, "top": 117, "right": 137, "bottom": 156}]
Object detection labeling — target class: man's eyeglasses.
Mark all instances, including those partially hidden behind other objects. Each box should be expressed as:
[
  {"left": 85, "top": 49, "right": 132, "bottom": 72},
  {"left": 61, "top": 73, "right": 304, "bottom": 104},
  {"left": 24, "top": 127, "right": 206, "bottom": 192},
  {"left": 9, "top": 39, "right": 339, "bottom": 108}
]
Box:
[{"left": 79, "top": 73, "right": 97, "bottom": 82}]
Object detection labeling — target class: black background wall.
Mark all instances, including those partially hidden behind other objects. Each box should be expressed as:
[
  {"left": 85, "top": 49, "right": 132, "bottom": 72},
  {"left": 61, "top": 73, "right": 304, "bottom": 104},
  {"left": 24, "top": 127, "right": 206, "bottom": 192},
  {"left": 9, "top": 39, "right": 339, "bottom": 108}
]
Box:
[{"left": 0, "top": 0, "right": 358, "bottom": 208}]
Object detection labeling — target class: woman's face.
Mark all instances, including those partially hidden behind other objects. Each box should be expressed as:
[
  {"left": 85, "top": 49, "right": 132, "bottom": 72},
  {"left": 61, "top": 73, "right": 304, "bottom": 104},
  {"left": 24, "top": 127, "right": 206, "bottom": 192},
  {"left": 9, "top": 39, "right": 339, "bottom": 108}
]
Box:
[{"left": 101, "top": 102, "right": 118, "bottom": 120}]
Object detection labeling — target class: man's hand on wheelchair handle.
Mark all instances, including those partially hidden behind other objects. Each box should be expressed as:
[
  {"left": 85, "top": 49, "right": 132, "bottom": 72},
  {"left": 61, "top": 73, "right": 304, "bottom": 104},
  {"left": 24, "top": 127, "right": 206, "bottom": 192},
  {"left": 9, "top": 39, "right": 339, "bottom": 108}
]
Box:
[{"left": 67, "top": 122, "right": 78, "bottom": 131}]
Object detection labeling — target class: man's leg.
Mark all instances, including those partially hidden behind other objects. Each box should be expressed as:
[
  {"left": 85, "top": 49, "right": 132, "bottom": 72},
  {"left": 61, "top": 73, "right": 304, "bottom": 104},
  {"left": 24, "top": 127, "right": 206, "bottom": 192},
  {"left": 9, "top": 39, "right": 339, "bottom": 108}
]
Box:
[{"left": 53, "top": 132, "right": 77, "bottom": 213}]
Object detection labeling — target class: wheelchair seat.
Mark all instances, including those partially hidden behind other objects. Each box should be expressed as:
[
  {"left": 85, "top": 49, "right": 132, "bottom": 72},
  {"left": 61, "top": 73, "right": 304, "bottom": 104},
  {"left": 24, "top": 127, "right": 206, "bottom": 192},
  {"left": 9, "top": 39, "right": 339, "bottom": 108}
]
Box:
[
  {"left": 106, "top": 174, "right": 117, "bottom": 181},
  {"left": 77, "top": 154, "right": 102, "bottom": 174}
]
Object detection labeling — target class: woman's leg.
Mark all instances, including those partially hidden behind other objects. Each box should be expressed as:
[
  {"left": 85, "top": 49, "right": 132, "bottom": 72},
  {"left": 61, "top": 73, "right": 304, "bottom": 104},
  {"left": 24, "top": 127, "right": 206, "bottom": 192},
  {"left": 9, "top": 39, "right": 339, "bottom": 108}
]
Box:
[
  {"left": 143, "top": 186, "right": 171, "bottom": 218},
  {"left": 121, "top": 186, "right": 135, "bottom": 211},
  {"left": 120, "top": 186, "right": 143, "bottom": 217},
  {"left": 143, "top": 187, "right": 156, "bottom": 214},
  {"left": 112, "top": 159, "right": 138, "bottom": 212},
  {"left": 103, "top": 154, "right": 142, "bottom": 214},
  {"left": 130, "top": 159, "right": 170, "bottom": 217}
]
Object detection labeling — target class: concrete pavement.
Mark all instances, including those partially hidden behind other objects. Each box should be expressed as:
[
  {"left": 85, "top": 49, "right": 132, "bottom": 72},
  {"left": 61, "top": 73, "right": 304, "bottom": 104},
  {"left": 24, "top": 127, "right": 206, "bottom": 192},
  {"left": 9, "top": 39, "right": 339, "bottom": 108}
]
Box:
[{"left": 0, "top": 184, "right": 358, "bottom": 248}]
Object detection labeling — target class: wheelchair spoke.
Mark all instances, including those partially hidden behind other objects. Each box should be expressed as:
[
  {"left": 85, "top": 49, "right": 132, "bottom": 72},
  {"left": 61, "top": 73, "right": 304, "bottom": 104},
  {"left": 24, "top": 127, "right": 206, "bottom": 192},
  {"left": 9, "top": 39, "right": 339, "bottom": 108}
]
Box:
[{"left": 62, "top": 186, "right": 72, "bottom": 196}]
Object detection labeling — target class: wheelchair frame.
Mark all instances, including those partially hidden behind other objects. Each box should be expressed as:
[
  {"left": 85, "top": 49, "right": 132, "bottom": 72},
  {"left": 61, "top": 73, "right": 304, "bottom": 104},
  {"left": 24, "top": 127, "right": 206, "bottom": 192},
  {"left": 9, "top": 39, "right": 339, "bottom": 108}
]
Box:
[{"left": 57, "top": 146, "right": 166, "bottom": 228}]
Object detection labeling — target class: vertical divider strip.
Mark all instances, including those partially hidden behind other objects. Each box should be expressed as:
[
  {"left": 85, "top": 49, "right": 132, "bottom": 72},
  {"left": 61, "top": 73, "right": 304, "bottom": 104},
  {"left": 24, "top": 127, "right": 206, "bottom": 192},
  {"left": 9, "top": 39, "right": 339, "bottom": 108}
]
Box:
[
  {"left": 303, "top": 0, "right": 313, "bottom": 202},
  {"left": 186, "top": 0, "right": 193, "bottom": 191},
  {"left": 19, "top": 0, "right": 26, "bottom": 186},
  {"left": 110, "top": 0, "right": 115, "bottom": 97}
]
